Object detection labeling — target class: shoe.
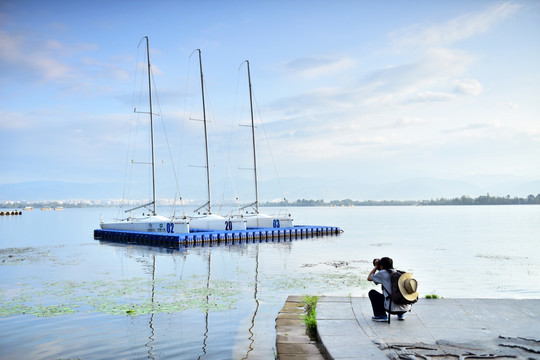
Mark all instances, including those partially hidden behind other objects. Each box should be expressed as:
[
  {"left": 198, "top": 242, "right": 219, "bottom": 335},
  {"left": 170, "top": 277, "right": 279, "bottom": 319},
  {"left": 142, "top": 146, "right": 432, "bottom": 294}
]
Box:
[
  {"left": 371, "top": 315, "right": 388, "bottom": 322},
  {"left": 397, "top": 313, "right": 406, "bottom": 320}
]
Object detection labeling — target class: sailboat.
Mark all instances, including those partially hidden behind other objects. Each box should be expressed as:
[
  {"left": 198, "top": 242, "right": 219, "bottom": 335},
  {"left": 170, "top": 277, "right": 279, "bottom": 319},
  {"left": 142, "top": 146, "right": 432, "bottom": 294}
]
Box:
[
  {"left": 101, "top": 37, "right": 189, "bottom": 234},
  {"left": 238, "top": 60, "right": 293, "bottom": 229},
  {"left": 186, "top": 49, "right": 246, "bottom": 231}
]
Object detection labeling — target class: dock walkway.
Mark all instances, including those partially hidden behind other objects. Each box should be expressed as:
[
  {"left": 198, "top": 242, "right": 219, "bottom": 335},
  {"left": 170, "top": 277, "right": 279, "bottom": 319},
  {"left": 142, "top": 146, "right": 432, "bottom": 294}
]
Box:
[{"left": 312, "top": 296, "right": 540, "bottom": 359}]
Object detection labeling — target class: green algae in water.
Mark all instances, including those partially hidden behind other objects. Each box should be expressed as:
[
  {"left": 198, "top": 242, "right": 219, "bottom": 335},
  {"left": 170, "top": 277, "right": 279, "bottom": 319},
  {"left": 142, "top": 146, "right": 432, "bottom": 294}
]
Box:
[
  {"left": 0, "top": 246, "right": 76, "bottom": 266},
  {"left": 0, "top": 275, "right": 241, "bottom": 317},
  {"left": 269, "top": 270, "right": 371, "bottom": 292},
  {"left": 28, "top": 304, "right": 78, "bottom": 317},
  {"left": 1, "top": 258, "right": 373, "bottom": 317}
]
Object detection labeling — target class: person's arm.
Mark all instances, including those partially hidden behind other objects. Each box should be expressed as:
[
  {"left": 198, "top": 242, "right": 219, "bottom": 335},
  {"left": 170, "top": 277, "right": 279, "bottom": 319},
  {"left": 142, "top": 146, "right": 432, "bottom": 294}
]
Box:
[{"left": 367, "top": 259, "right": 380, "bottom": 281}]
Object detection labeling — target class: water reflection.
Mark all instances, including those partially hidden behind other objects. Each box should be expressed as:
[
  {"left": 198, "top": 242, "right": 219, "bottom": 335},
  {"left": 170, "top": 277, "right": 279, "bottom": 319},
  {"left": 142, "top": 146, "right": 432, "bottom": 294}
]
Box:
[
  {"left": 146, "top": 255, "right": 156, "bottom": 360},
  {"left": 242, "top": 245, "right": 259, "bottom": 360},
  {"left": 98, "top": 240, "right": 186, "bottom": 255},
  {"left": 147, "top": 313, "right": 155, "bottom": 360},
  {"left": 198, "top": 252, "right": 211, "bottom": 360},
  {"left": 97, "top": 237, "right": 278, "bottom": 359}
]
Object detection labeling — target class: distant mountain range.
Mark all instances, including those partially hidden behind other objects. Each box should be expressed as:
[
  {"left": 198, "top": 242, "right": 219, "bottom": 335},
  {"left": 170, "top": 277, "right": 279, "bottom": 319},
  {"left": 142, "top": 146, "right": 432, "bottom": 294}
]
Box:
[{"left": 1, "top": 177, "right": 538, "bottom": 202}]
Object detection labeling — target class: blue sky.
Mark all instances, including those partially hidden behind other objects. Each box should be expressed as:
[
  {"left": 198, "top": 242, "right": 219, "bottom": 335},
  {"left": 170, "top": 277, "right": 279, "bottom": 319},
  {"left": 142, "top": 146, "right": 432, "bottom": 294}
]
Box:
[{"left": 1, "top": 1, "right": 539, "bottom": 201}]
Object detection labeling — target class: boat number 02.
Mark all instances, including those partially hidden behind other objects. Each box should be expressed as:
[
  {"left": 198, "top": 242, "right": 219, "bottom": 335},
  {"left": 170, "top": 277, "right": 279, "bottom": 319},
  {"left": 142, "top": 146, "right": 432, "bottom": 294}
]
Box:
[
  {"left": 225, "top": 220, "right": 233, "bottom": 230},
  {"left": 273, "top": 219, "right": 280, "bottom": 228},
  {"left": 166, "top": 223, "right": 175, "bottom": 233}
]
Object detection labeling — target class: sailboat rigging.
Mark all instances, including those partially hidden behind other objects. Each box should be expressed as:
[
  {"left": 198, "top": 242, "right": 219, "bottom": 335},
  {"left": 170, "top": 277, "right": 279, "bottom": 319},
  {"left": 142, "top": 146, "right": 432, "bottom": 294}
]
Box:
[
  {"left": 100, "top": 36, "right": 189, "bottom": 234},
  {"left": 238, "top": 60, "right": 293, "bottom": 228},
  {"left": 186, "top": 49, "right": 246, "bottom": 231}
]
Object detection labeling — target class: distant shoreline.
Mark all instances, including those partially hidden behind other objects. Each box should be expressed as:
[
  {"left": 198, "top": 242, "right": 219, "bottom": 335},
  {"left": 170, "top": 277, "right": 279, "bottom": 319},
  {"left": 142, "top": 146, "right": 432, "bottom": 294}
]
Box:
[
  {"left": 264, "top": 194, "right": 540, "bottom": 206},
  {"left": 2, "top": 194, "right": 539, "bottom": 209}
]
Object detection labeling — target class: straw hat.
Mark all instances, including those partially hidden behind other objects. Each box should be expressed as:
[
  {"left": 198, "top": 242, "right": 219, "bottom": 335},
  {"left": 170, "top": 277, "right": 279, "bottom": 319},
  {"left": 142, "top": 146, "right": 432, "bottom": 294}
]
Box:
[{"left": 398, "top": 273, "right": 418, "bottom": 301}]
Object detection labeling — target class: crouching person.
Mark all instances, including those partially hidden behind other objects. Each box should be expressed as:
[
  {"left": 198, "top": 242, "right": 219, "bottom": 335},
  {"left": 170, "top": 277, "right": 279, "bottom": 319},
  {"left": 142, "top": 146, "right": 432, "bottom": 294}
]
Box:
[{"left": 367, "top": 257, "right": 418, "bottom": 322}]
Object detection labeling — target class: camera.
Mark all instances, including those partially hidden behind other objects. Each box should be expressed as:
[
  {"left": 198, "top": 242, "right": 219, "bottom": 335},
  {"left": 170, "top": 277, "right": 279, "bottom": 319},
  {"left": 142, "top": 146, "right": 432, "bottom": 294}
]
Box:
[{"left": 373, "top": 258, "right": 380, "bottom": 266}]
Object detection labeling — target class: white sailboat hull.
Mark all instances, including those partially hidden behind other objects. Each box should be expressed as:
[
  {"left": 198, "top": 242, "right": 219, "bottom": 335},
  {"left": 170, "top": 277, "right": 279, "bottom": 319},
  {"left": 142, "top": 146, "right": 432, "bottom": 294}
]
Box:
[
  {"left": 101, "top": 215, "right": 190, "bottom": 234},
  {"left": 190, "top": 214, "right": 246, "bottom": 231},
  {"left": 243, "top": 213, "right": 294, "bottom": 229}
]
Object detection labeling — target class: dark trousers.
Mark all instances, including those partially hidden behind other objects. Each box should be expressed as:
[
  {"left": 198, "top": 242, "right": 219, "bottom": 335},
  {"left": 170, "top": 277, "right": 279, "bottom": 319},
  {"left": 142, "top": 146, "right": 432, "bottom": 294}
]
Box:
[
  {"left": 369, "top": 289, "right": 407, "bottom": 317},
  {"left": 369, "top": 289, "right": 386, "bottom": 317}
]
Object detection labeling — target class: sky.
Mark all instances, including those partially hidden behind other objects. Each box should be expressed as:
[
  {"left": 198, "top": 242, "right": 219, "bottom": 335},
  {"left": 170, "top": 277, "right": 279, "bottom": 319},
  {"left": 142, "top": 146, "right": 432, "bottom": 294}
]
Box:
[{"left": 1, "top": 0, "right": 539, "bottom": 202}]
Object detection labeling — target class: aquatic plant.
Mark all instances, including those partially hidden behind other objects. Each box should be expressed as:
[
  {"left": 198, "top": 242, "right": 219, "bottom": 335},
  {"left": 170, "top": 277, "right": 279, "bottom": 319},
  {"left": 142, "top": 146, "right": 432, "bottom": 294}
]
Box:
[
  {"left": 1, "top": 246, "right": 376, "bottom": 318},
  {"left": 0, "top": 275, "right": 241, "bottom": 317},
  {"left": 302, "top": 295, "right": 319, "bottom": 339},
  {"left": 303, "top": 295, "right": 318, "bottom": 313}
]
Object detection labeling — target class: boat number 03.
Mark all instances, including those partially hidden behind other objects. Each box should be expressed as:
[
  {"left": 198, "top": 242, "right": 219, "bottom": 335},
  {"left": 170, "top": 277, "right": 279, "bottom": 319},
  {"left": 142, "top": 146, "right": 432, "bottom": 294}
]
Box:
[
  {"left": 166, "top": 223, "right": 175, "bottom": 233},
  {"left": 273, "top": 219, "right": 280, "bottom": 228},
  {"left": 225, "top": 221, "right": 233, "bottom": 230}
]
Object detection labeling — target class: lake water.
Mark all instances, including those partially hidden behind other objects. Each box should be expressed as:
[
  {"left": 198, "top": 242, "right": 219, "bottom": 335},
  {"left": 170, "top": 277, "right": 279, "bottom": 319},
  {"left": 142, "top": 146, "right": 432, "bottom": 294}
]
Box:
[{"left": 1, "top": 205, "right": 539, "bottom": 359}]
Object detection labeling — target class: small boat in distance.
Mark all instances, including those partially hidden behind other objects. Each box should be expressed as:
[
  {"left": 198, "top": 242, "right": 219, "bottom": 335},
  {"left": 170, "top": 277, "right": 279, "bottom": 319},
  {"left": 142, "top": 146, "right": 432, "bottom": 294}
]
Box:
[
  {"left": 41, "top": 206, "right": 52, "bottom": 211},
  {"left": 23, "top": 206, "right": 33, "bottom": 211},
  {"left": 54, "top": 206, "right": 64, "bottom": 211},
  {"left": 236, "top": 60, "right": 293, "bottom": 229},
  {"left": 100, "top": 37, "right": 189, "bottom": 234}
]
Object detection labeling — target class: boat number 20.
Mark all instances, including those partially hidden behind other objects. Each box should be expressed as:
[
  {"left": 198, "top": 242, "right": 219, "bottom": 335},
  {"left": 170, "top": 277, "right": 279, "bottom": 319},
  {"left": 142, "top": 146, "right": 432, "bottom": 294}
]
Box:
[
  {"left": 225, "top": 221, "right": 233, "bottom": 230},
  {"left": 273, "top": 219, "right": 280, "bottom": 228},
  {"left": 166, "top": 223, "right": 175, "bottom": 233}
]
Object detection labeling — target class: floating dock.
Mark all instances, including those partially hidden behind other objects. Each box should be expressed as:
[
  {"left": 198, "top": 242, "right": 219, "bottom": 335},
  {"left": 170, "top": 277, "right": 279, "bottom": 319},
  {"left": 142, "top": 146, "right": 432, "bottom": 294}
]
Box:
[
  {"left": 94, "top": 225, "right": 341, "bottom": 248},
  {"left": 0, "top": 210, "right": 22, "bottom": 216}
]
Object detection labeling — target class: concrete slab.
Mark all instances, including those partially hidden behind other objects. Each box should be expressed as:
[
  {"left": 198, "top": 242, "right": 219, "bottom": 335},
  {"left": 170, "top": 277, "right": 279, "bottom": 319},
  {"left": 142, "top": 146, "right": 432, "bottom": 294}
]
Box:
[
  {"left": 320, "top": 335, "right": 388, "bottom": 360},
  {"left": 316, "top": 297, "right": 540, "bottom": 359},
  {"left": 316, "top": 319, "right": 364, "bottom": 337},
  {"left": 316, "top": 300, "right": 356, "bottom": 320}
]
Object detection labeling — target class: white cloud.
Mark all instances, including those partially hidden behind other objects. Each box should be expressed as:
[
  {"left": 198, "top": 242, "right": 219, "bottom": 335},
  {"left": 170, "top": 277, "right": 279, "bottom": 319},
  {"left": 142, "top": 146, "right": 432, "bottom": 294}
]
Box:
[
  {"left": 82, "top": 57, "right": 130, "bottom": 80},
  {"left": 0, "top": 29, "right": 98, "bottom": 83},
  {"left": 370, "top": 116, "right": 428, "bottom": 130},
  {"left": 410, "top": 91, "right": 456, "bottom": 102},
  {"left": 0, "top": 30, "right": 69, "bottom": 81},
  {"left": 391, "top": 2, "right": 522, "bottom": 48},
  {"left": 392, "top": 117, "right": 427, "bottom": 127},
  {"left": 282, "top": 56, "right": 355, "bottom": 78},
  {"left": 454, "top": 79, "right": 483, "bottom": 95},
  {"left": 265, "top": 86, "right": 355, "bottom": 122},
  {"left": 506, "top": 102, "right": 520, "bottom": 110},
  {"left": 442, "top": 122, "right": 495, "bottom": 134},
  {"left": 361, "top": 48, "right": 473, "bottom": 105},
  {"left": 261, "top": 5, "right": 519, "bottom": 146},
  {"left": 0, "top": 111, "right": 33, "bottom": 130}
]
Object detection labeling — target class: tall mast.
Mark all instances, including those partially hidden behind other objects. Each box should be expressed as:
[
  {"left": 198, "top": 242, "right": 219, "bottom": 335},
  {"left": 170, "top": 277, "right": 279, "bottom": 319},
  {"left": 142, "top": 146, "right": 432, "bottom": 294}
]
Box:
[
  {"left": 245, "top": 60, "right": 259, "bottom": 214},
  {"left": 145, "top": 36, "right": 157, "bottom": 216},
  {"left": 197, "top": 49, "right": 212, "bottom": 214}
]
